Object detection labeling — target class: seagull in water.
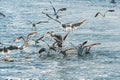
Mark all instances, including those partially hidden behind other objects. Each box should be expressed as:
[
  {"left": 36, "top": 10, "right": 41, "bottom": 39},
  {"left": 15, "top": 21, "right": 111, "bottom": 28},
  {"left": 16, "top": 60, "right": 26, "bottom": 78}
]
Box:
[
  {"left": 71, "top": 41, "right": 88, "bottom": 56},
  {"left": 95, "top": 10, "right": 115, "bottom": 18},
  {"left": 71, "top": 41, "right": 101, "bottom": 56},
  {"left": 1, "top": 47, "right": 10, "bottom": 61},
  {"left": 0, "top": 42, "right": 17, "bottom": 61},
  {"left": 49, "top": 0, "right": 67, "bottom": 19},
  {"left": 0, "top": 47, "right": 14, "bottom": 62}
]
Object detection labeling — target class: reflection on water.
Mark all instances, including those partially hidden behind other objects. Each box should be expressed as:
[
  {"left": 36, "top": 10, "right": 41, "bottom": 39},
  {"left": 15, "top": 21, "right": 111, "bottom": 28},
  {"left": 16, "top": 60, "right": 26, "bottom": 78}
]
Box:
[{"left": 0, "top": 0, "right": 120, "bottom": 80}]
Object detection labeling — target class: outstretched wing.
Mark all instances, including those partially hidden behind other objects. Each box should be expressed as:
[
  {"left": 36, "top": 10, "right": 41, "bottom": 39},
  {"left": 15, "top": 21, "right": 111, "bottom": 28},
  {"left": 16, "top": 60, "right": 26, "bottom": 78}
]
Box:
[
  {"left": 82, "top": 41, "right": 88, "bottom": 46},
  {"left": 107, "top": 10, "right": 115, "bottom": 12},
  {"left": 95, "top": 12, "right": 104, "bottom": 17},
  {"left": 13, "top": 36, "right": 25, "bottom": 42},
  {"left": 71, "top": 20, "right": 86, "bottom": 28},
  {"left": 65, "top": 48, "right": 75, "bottom": 52},
  {"left": 63, "top": 31, "right": 71, "bottom": 41},
  {"left": 27, "top": 32, "right": 37, "bottom": 41},
  {"left": 57, "top": 8, "right": 67, "bottom": 14},
  {"left": 42, "top": 12, "right": 61, "bottom": 24},
  {"left": 49, "top": 0, "right": 57, "bottom": 15},
  {"left": 95, "top": 12, "right": 100, "bottom": 17},
  {"left": 84, "top": 43, "right": 101, "bottom": 51},
  {"left": 104, "top": 10, "right": 115, "bottom": 17},
  {"left": 38, "top": 48, "right": 46, "bottom": 54},
  {"left": 89, "top": 43, "right": 101, "bottom": 46}
]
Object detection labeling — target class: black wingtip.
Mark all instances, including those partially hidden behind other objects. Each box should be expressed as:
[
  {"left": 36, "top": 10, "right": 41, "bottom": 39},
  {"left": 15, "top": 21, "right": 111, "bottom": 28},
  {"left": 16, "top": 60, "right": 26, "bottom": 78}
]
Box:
[{"left": 0, "top": 12, "right": 6, "bottom": 18}]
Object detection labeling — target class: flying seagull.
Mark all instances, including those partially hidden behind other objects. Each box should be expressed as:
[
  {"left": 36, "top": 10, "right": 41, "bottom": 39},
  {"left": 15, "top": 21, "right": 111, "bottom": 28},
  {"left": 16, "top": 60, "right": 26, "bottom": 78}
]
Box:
[
  {"left": 32, "top": 21, "right": 48, "bottom": 30},
  {"left": 110, "top": 0, "right": 116, "bottom": 4},
  {"left": 42, "top": 12, "right": 86, "bottom": 31},
  {"left": 95, "top": 10, "right": 115, "bottom": 18},
  {"left": 49, "top": 0, "right": 67, "bottom": 19}
]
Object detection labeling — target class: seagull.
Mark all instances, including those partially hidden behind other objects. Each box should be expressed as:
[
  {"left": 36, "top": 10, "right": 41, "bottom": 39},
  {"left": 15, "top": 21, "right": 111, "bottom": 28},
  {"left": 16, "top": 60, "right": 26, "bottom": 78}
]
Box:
[
  {"left": 0, "top": 47, "right": 9, "bottom": 54},
  {"left": 71, "top": 41, "right": 101, "bottom": 56},
  {"left": 95, "top": 10, "right": 115, "bottom": 18},
  {"left": 32, "top": 21, "right": 48, "bottom": 30},
  {"left": 45, "top": 31, "right": 63, "bottom": 48},
  {"left": 13, "top": 36, "right": 25, "bottom": 42},
  {"left": 14, "top": 32, "right": 37, "bottom": 47},
  {"left": 26, "top": 32, "right": 37, "bottom": 40},
  {"left": 70, "top": 41, "right": 88, "bottom": 56},
  {"left": 70, "top": 20, "right": 86, "bottom": 31},
  {"left": 0, "top": 47, "right": 11, "bottom": 61},
  {"left": 49, "top": 0, "right": 67, "bottom": 19},
  {"left": 27, "top": 20, "right": 48, "bottom": 30}
]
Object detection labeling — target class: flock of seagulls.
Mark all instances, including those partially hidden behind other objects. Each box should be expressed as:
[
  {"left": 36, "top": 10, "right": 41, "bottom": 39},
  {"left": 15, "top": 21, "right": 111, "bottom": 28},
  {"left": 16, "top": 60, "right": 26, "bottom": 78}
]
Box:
[{"left": 0, "top": 0, "right": 116, "bottom": 61}]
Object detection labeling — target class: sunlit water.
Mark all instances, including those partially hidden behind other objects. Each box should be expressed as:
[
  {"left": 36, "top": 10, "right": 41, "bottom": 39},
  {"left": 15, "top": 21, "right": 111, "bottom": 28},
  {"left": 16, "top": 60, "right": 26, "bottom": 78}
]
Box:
[{"left": 0, "top": 0, "right": 120, "bottom": 80}]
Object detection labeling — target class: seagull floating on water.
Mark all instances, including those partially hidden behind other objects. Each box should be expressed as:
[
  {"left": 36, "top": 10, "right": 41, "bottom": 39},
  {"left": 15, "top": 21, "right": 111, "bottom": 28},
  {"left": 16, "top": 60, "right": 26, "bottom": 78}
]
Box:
[{"left": 71, "top": 41, "right": 101, "bottom": 56}]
